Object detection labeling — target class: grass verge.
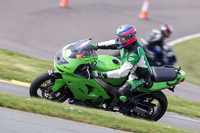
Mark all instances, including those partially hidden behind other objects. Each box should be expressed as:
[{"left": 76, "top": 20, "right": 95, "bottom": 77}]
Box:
[
  {"left": 0, "top": 92, "right": 195, "bottom": 133},
  {"left": 0, "top": 48, "right": 53, "bottom": 83},
  {"left": 167, "top": 95, "right": 200, "bottom": 118},
  {"left": 174, "top": 37, "right": 200, "bottom": 86}
]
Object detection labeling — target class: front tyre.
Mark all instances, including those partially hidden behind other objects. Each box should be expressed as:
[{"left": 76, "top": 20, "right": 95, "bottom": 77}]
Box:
[{"left": 29, "top": 72, "right": 70, "bottom": 103}]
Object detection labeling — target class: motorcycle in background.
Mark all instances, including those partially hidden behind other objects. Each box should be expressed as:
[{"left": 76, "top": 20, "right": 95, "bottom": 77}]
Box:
[{"left": 140, "top": 38, "right": 177, "bottom": 66}]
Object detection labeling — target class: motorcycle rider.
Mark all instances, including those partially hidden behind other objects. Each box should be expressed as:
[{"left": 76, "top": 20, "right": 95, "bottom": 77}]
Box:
[
  {"left": 92, "top": 24, "right": 151, "bottom": 112},
  {"left": 144, "top": 24, "right": 174, "bottom": 65}
]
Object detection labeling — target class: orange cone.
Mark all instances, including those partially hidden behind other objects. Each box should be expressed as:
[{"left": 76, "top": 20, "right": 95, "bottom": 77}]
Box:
[
  {"left": 139, "top": 0, "right": 150, "bottom": 19},
  {"left": 59, "top": 0, "right": 68, "bottom": 8}
]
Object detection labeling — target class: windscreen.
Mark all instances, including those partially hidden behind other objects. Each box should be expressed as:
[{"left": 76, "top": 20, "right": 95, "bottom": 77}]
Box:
[{"left": 65, "top": 39, "right": 97, "bottom": 59}]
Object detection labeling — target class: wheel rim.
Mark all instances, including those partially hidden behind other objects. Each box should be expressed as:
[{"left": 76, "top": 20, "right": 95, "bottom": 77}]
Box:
[
  {"left": 130, "top": 96, "right": 163, "bottom": 119},
  {"left": 35, "top": 79, "right": 69, "bottom": 102}
]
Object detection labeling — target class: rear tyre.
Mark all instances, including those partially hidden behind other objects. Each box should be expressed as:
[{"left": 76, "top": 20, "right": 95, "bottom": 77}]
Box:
[
  {"left": 130, "top": 91, "right": 168, "bottom": 121},
  {"left": 29, "top": 72, "right": 70, "bottom": 103}
]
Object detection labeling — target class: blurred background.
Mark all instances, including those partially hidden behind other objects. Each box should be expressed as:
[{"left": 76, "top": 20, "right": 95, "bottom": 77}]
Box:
[{"left": 0, "top": 0, "right": 199, "bottom": 61}]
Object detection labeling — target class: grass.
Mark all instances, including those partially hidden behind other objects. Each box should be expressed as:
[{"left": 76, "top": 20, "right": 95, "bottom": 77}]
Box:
[
  {"left": 173, "top": 37, "right": 200, "bottom": 86},
  {"left": 167, "top": 95, "right": 200, "bottom": 118},
  {"left": 0, "top": 92, "right": 196, "bottom": 133},
  {"left": 0, "top": 48, "right": 53, "bottom": 83}
]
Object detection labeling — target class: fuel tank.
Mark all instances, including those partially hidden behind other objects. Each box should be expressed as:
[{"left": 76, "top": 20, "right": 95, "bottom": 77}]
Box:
[{"left": 94, "top": 55, "right": 126, "bottom": 86}]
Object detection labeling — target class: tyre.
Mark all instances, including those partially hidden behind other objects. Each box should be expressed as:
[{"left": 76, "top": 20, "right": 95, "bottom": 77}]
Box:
[
  {"left": 29, "top": 72, "right": 70, "bottom": 103},
  {"left": 130, "top": 91, "right": 168, "bottom": 121}
]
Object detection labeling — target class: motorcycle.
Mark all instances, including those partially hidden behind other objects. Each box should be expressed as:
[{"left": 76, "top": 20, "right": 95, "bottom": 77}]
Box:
[
  {"left": 140, "top": 38, "right": 177, "bottom": 66},
  {"left": 29, "top": 38, "right": 186, "bottom": 121}
]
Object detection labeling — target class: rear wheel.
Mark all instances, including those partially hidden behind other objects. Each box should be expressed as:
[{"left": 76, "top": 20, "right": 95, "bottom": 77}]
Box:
[
  {"left": 29, "top": 72, "right": 70, "bottom": 103},
  {"left": 129, "top": 91, "right": 168, "bottom": 121}
]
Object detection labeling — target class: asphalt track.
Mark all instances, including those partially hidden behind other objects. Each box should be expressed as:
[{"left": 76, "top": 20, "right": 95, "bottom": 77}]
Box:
[
  {"left": 0, "top": 0, "right": 200, "bottom": 132},
  {"left": 0, "top": 107, "right": 125, "bottom": 133},
  {"left": 0, "top": 0, "right": 200, "bottom": 61}
]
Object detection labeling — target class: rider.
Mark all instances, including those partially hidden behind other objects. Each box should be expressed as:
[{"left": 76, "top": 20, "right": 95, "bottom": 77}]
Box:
[
  {"left": 144, "top": 24, "right": 174, "bottom": 65},
  {"left": 92, "top": 24, "right": 151, "bottom": 112}
]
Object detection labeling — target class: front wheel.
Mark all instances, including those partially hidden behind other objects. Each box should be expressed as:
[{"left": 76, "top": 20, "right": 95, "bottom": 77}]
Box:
[
  {"left": 130, "top": 91, "right": 168, "bottom": 121},
  {"left": 29, "top": 72, "right": 70, "bottom": 103}
]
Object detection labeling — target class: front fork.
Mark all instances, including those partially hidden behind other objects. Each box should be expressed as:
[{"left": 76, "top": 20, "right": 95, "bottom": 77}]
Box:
[{"left": 48, "top": 70, "right": 65, "bottom": 92}]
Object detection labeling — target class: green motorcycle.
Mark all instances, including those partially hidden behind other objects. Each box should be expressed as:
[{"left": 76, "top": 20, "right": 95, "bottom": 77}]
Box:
[{"left": 29, "top": 38, "right": 186, "bottom": 121}]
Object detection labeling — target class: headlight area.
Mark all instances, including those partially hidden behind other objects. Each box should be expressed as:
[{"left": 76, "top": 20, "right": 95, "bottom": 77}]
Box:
[{"left": 55, "top": 49, "right": 69, "bottom": 65}]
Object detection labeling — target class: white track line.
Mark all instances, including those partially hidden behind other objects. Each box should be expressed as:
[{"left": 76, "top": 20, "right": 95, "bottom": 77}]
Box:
[
  {"left": 168, "top": 33, "right": 200, "bottom": 47},
  {"left": 165, "top": 112, "right": 200, "bottom": 123}
]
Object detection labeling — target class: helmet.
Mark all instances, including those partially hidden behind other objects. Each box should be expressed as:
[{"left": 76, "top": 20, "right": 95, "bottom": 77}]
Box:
[
  {"left": 116, "top": 24, "right": 137, "bottom": 49},
  {"left": 160, "top": 24, "right": 174, "bottom": 38}
]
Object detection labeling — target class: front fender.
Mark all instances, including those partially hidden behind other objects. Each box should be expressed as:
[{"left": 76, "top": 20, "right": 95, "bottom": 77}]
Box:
[
  {"left": 52, "top": 79, "right": 66, "bottom": 91},
  {"left": 48, "top": 70, "right": 66, "bottom": 91}
]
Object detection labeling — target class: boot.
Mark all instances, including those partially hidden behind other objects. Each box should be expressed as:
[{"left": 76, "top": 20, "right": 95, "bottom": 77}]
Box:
[{"left": 119, "top": 97, "right": 137, "bottom": 114}]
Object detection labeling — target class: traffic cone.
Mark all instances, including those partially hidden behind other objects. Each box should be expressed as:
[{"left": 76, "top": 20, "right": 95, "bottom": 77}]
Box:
[
  {"left": 139, "top": 0, "right": 150, "bottom": 19},
  {"left": 59, "top": 0, "right": 68, "bottom": 8}
]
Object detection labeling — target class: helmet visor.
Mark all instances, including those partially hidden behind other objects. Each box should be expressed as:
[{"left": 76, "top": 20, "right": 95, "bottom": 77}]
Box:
[{"left": 116, "top": 35, "right": 131, "bottom": 43}]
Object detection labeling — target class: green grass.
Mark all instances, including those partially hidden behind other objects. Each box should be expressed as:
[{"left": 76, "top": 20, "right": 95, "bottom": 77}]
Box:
[
  {"left": 0, "top": 48, "right": 53, "bottom": 82},
  {"left": 167, "top": 95, "right": 200, "bottom": 118},
  {"left": 0, "top": 92, "right": 196, "bottom": 133},
  {"left": 174, "top": 37, "right": 200, "bottom": 86}
]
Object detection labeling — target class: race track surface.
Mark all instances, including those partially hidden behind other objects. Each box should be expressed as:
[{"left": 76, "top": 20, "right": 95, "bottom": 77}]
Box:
[
  {"left": 0, "top": 0, "right": 200, "bottom": 60},
  {"left": 0, "top": 107, "right": 124, "bottom": 133}
]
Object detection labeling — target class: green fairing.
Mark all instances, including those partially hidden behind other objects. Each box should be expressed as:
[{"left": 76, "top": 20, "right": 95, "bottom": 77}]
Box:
[
  {"left": 52, "top": 79, "right": 65, "bottom": 91},
  {"left": 53, "top": 42, "right": 110, "bottom": 103},
  {"left": 61, "top": 73, "right": 110, "bottom": 100}
]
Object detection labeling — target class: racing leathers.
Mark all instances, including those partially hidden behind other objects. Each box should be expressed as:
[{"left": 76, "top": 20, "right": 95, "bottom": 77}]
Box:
[{"left": 92, "top": 40, "right": 151, "bottom": 110}]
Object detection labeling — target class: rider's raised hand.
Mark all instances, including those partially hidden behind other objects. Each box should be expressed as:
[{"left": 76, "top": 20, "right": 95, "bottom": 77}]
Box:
[{"left": 92, "top": 70, "right": 107, "bottom": 79}]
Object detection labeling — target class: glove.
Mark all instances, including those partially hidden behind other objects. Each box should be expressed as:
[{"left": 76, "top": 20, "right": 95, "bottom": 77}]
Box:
[
  {"left": 92, "top": 43, "right": 98, "bottom": 50},
  {"left": 92, "top": 70, "right": 107, "bottom": 79}
]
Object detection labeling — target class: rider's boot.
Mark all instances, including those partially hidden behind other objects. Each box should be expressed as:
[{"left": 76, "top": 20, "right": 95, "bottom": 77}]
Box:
[{"left": 118, "top": 82, "right": 137, "bottom": 114}]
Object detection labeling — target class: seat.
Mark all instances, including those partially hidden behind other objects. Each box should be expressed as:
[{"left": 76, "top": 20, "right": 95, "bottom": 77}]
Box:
[{"left": 151, "top": 66, "right": 177, "bottom": 82}]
